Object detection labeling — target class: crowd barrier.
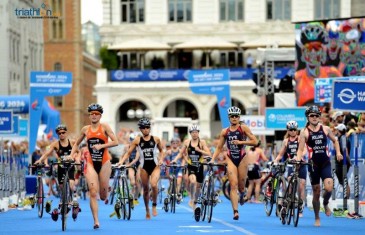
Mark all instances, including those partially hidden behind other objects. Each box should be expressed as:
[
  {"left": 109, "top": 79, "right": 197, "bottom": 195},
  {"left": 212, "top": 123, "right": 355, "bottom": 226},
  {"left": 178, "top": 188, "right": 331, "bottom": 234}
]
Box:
[{"left": 0, "top": 150, "right": 28, "bottom": 212}]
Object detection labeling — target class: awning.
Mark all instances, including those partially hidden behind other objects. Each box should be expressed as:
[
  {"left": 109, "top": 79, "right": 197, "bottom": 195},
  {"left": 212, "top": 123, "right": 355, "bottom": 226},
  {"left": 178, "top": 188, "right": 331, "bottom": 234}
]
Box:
[
  {"left": 241, "top": 35, "right": 295, "bottom": 48},
  {"left": 173, "top": 37, "right": 238, "bottom": 50},
  {"left": 108, "top": 38, "right": 171, "bottom": 51}
]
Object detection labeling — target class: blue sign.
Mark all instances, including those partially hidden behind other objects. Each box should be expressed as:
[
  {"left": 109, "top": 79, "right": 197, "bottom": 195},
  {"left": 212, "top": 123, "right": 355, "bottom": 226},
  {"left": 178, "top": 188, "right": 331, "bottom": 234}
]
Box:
[
  {"left": 110, "top": 68, "right": 293, "bottom": 82},
  {"left": 189, "top": 69, "right": 231, "bottom": 128},
  {"left": 29, "top": 71, "right": 72, "bottom": 157},
  {"left": 332, "top": 80, "right": 365, "bottom": 112},
  {"left": 19, "top": 119, "right": 28, "bottom": 137},
  {"left": 266, "top": 108, "right": 307, "bottom": 130},
  {"left": 11, "top": 115, "right": 19, "bottom": 134},
  {"left": 0, "top": 110, "right": 13, "bottom": 133},
  {"left": 0, "top": 95, "right": 29, "bottom": 113},
  {"left": 315, "top": 76, "right": 365, "bottom": 103}
]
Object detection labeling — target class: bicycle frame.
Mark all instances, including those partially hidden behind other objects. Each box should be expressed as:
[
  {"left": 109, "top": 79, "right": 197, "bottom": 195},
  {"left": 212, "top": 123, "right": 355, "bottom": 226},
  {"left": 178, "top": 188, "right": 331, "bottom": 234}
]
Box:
[
  {"left": 163, "top": 164, "right": 186, "bottom": 213},
  {"left": 28, "top": 164, "right": 49, "bottom": 218}
]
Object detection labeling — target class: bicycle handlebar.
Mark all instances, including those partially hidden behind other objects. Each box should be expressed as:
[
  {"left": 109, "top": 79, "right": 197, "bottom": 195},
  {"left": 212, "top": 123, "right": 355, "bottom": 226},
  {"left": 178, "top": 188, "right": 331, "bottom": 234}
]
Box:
[{"left": 111, "top": 164, "right": 135, "bottom": 170}]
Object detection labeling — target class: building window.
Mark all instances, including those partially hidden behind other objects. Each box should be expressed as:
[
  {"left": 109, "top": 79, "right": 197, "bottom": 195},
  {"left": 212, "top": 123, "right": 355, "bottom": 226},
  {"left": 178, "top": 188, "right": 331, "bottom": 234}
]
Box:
[
  {"left": 267, "top": 0, "right": 291, "bottom": 20},
  {"left": 50, "top": 0, "right": 64, "bottom": 39},
  {"left": 219, "top": 0, "right": 244, "bottom": 22},
  {"left": 314, "top": 0, "right": 340, "bottom": 20},
  {"left": 220, "top": 51, "right": 244, "bottom": 67},
  {"left": 121, "top": 0, "right": 145, "bottom": 23},
  {"left": 168, "top": 0, "right": 192, "bottom": 23},
  {"left": 53, "top": 62, "right": 63, "bottom": 107}
]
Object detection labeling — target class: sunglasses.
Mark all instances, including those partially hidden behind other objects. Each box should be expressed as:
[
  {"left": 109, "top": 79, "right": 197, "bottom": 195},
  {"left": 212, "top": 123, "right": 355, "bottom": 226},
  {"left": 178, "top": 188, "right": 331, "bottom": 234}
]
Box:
[
  {"left": 140, "top": 126, "right": 150, "bottom": 130},
  {"left": 288, "top": 129, "right": 297, "bottom": 132},
  {"left": 229, "top": 115, "right": 239, "bottom": 118},
  {"left": 57, "top": 131, "right": 66, "bottom": 135},
  {"left": 89, "top": 111, "right": 101, "bottom": 116},
  {"left": 308, "top": 114, "right": 320, "bottom": 118}
]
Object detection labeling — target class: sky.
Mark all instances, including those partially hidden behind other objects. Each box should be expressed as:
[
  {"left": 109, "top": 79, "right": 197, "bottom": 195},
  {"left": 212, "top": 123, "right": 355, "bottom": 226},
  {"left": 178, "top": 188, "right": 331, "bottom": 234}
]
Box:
[{"left": 81, "top": 0, "right": 103, "bottom": 25}]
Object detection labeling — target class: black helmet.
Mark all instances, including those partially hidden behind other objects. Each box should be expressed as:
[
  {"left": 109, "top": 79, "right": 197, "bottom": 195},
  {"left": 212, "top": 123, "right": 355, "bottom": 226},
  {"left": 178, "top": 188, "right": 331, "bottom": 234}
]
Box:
[
  {"left": 87, "top": 103, "right": 103, "bottom": 114},
  {"left": 55, "top": 124, "right": 67, "bottom": 133},
  {"left": 138, "top": 118, "right": 151, "bottom": 128},
  {"left": 305, "top": 105, "right": 321, "bottom": 117}
]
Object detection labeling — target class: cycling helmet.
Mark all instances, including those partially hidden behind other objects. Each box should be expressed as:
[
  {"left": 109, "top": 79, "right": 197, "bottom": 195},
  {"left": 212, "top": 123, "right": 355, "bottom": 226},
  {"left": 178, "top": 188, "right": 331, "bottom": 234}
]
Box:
[
  {"left": 301, "top": 23, "right": 327, "bottom": 45},
  {"left": 227, "top": 106, "right": 241, "bottom": 116},
  {"left": 138, "top": 118, "right": 151, "bottom": 128},
  {"left": 87, "top": 103, "right": 103, "bottom": 114},
  {"left": 189, "top": 124, "right": 200, "bottom": 133},
  {"left": 55, "top": 124, "right": 67, "bottom": 133},
  {"left": 305, "top": 105, "right": 321, "bottom": 117},
  {"left": 170, "top": 137, "right": 180, "bottom": 143},
  {"left": 286, "top": 120, "right": 298, "bottom": 130}
]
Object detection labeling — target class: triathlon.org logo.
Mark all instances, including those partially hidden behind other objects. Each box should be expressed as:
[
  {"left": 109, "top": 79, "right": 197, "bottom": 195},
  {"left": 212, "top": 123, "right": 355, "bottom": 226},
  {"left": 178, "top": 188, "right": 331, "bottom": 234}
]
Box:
[
  {"left": 14, "top": 2, "right": 60, "bottom": 19},
  {"left": 337, "top": 88, "right": 357, "bottom": 104}
]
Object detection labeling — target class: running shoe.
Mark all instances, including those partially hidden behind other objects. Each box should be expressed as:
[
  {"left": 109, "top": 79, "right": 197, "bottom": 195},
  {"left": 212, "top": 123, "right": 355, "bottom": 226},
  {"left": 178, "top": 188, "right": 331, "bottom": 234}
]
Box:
[
  {"left": 194, "top": 207, "right": 201, "bottom": 222},
  {"left": 45, "top": 200, "right": 52, "bottom": 213},
  {"left": 51, "top": 208, "right": 59, "bottom": 221}
]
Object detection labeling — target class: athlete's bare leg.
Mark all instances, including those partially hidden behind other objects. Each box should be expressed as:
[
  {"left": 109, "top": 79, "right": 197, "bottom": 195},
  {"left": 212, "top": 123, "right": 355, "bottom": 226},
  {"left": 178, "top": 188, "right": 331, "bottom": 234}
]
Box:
[
  {"left": 226, "top": 160, "right": 239, "bottom": 219},
  {"left": 312, "top": 184, "right": 321, "bottom": 226},
  {"left": 140, "top": 169, "right": 151, "bottom": 219},
  {"left": 150, "top": 166, "right": 160, "bottom": 217},
  {"left": 85, "top": 166, "right": 100, "bottom": 228}
]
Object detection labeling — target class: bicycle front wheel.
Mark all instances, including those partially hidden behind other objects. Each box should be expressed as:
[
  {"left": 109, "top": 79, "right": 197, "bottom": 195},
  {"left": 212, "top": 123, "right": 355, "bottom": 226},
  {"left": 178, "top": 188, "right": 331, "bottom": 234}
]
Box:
[
  {"left": 264, "top": 177, "right": 274, "bottom": 216},
  {"left": 201, "top": 180, "right": 208, "bottom": 221},
  {"left": 62, "top": 176, "right": 71, "bottom": 231},
  {"left": 37, "top": 177, "right": 44, "bottom": 218},
  {"left": 170, "top": 178, "right": 176, "bottom": 213},
  {"left": 207, "top": 178, "right": 214, "bottom": 223},
  {"left": 291, "top": 180, "right": 300, "bottom": 227},
  {"left": 121, "top": 177, "right": 131, "bottom": 220},
  {"left": 275, "top": 177, "right": 286, "bottom": 217}
]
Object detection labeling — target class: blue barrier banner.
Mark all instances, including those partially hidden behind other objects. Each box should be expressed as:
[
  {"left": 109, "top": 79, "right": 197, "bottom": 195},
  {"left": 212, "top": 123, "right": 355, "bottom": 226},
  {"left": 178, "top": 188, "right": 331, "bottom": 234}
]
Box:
[
  {"left": 10, "top": 115, "right": 19, "bottom": 135},
  {"left": 265, "top": 108, "right": 307, "bottom": 130},
  {"left": 188, "top": 69, "right": 231, "bottom": 128},
  {"left": 29, "top": 71, "right": 72, "bottom": 156},
  {"left": 332, "top": 80, "right": 365, "bottom": 112},
  {"left": 349, "top": 133, "right": 365, "bottom": 160},
  {"left": 110, "top": 68, "right": 293, "bottom": 81},
  {"left": 0, "top": 95, "right": 29, "bottom": 114},
  {"left": 0, "top": 110, "right": 13, "bottom": 133},
  {"left": 19, "top": 119, "right": 28, "bottom": 137}
]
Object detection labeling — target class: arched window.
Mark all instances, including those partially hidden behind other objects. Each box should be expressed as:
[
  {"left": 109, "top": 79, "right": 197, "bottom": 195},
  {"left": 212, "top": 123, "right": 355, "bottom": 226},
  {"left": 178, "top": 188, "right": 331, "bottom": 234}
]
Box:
[{"left": 54, "top": 62, "right": 62, "bottom": 71}]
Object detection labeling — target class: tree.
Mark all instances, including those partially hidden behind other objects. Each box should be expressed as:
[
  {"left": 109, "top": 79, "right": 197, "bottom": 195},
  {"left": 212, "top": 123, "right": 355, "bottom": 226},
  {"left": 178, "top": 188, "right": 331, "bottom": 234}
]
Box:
[{"left": 99, "top": 46, "right": 118, "bottom": 70}]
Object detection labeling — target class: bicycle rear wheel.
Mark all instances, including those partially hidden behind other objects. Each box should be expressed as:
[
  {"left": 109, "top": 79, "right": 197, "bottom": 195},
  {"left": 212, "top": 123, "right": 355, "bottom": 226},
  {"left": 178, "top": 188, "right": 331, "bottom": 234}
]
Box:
[
  {"left": 286, "top": 180, "right": 297, "bottom": 226},
  {"left": 121, "top": 177, "right": 131, "bottom": 220},
  {"left": 37, "top": 177, "right": 44, "bottom": 218},
  {"left": 222, "top": 179, "right": 231, "bottom": 200},
  {"left": 291, "top": 180, "right": 300, "bottom": 227},
  {"left": 207, "top": 178, "right": 214, "bottom": 223}
]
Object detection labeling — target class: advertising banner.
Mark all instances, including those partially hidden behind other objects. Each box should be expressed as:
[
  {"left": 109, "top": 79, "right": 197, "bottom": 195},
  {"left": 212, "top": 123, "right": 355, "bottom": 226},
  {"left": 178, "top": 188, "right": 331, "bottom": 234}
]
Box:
[
  {"left": 332, "top": 80, "right": 365, "bottom": 112},
  {"left": 29, "top": 71, "right": 72, "bottom": 156},
  {"left": 0, "top": 110, "right": 13, "bottom": 133},
  {"left": 0, "top": 95, "right": 29, "bottom": 114},
  {"left": 295, "top": 18, "right": 365, "bottom": 106},
  {"left": 19, "top": 119, "right": 28, "bottom": 137},
  {"left": 266, "top": 108, "right": 307, "bottom": 130},
  {"left": 188, "top": 69, "right": 231, "bottom": 128}
]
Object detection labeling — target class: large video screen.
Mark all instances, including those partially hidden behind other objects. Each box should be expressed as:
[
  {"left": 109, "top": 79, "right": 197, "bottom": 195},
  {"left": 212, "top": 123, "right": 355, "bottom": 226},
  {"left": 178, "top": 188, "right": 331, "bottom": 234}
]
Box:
[{"left": 294, "top": 18, "right": 365, "bottom": 106}]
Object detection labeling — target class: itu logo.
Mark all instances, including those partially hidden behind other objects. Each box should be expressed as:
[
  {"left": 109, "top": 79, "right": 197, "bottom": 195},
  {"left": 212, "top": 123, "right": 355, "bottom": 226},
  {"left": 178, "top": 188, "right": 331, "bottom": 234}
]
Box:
[{"left": 338, "top": 88, "right": 356, "bottom": 104}]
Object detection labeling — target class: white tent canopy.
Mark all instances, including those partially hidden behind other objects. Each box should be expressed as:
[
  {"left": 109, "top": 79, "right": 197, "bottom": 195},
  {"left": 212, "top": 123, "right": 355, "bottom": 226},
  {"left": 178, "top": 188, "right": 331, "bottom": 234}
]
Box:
[{"left": 174, "top": 37, "right": 238, "bottom": 50}]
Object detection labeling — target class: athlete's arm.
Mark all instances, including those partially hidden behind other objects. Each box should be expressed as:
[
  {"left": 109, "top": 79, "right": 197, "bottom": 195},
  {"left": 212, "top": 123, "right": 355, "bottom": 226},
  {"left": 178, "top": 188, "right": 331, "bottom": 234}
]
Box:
[
  {"left": 70, "top": 126, "right": 87, "bottom": 160},
  {"left": 325, "top": 126, "right": 343, "bottom": 161},
  {"left": 35, "top": 141, "right": 57, "bottom": 164},
  {"left": 275, "top": 138, "right": 288, "bottom": 162},
  {"left": 196, "top": 139, "right": 211, "bottom": 157},
  {"left": 240, "top": 124, "right": 258, "bottom": 146},
  {"left": 127, "top": 149, "right": 140, "bottom": 167},
  {"left": 172, "top": 142, "right": 187, "bottom": 164},
  {"left": 100, "top": 123, "right": 118, "bottom": 149},
  {"left": 119, "top": 137, "right": 139, "bottom": 165},
  {"left": 296, "top": 129, "right": 307, "bottom": 161},
  {"left": 155, "top": 136, "right": 164, "bottom": 165},
  {"left": 211, "top": 129, "right": 225, "bottom": 162}
]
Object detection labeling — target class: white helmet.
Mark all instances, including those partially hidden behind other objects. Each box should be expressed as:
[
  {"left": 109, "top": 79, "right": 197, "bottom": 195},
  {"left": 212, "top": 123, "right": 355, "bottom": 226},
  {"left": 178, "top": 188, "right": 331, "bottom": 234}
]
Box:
[
  {"left": 189, "top": 124, "right": 200, "bottom": 133},
  {"left": 227, "top": 106, "right": 241, "bottom": 116},
  {"left": 286, "top": 120, "right": 298, "bottom": 130}
]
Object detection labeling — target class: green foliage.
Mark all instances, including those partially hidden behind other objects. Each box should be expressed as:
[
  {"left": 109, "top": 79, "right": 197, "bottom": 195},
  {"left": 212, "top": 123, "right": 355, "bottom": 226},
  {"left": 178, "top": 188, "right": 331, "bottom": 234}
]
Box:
[{"left": 99, "top": 46, "right": 118, "bottom": 70}]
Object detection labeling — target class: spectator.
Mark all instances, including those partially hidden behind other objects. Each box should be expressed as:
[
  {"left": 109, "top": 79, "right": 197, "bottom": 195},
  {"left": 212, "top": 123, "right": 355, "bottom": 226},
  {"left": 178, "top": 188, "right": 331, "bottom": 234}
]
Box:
[
  {"left": 332, "top": 111, "right": 344, "bottom": 125},
  {"left": 246, "top": 53, "right": 254, "bottom": 68}
]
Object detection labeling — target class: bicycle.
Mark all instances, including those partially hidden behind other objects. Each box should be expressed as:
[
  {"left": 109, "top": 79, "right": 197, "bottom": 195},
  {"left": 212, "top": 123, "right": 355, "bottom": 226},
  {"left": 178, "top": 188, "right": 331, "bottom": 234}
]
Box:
[
  {"left": 76, "top": 169, "right": 88, "bottom": 200},
  {"left": 263, "top": 162, "right": 287, "bottom": 217},
  {"left": 53, "top": 160, "right": 81, "bottom": 231},
  {"left": 280, "top": 159, "right": 312, "bottom": 227},
  {"left": 195, "top": 162, "right": 226, "bottom": 223},
  {"left": 28, "top": 163, "right": 49, "bottom": 218},
  {"left": 111, "top": 164, "right": 134, "bottom": 220},
  {"left": 162, "top": 163, "right": 186, "bottom": 213}
]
